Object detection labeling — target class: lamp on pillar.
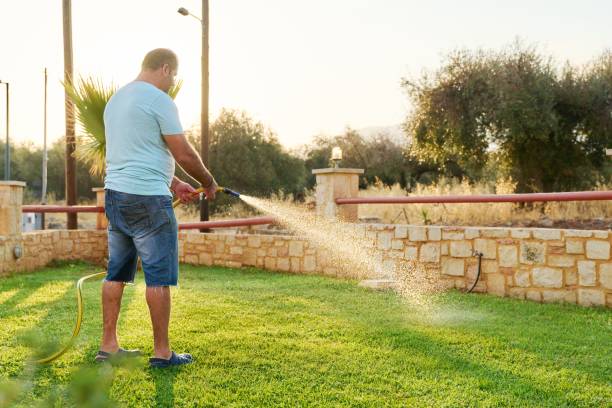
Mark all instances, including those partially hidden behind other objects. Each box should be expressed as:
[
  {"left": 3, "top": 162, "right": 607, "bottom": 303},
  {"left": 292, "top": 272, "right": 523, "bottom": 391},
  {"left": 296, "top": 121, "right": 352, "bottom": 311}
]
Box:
[
  {"left": 331, "top": 146, "right": 342, "bottom": 168},
  {"left": 312, "top": 148, "right": 363, "bottom": 222}
]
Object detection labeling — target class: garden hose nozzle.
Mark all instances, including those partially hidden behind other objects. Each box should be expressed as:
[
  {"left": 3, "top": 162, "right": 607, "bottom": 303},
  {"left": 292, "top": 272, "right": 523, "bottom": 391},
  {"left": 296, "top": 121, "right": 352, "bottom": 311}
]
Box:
[
  {"left": 173, "top": 186, "right": 241, "bottom": 208},
  {"left": 219, "top": 187, "right": 240, "bottom": 198}
]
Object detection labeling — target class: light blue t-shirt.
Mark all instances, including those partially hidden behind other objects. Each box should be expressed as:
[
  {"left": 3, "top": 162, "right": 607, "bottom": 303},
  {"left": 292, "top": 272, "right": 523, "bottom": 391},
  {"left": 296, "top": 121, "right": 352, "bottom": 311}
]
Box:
[{"left": 104, "top": 81, "right": 183, "bottom": 196}]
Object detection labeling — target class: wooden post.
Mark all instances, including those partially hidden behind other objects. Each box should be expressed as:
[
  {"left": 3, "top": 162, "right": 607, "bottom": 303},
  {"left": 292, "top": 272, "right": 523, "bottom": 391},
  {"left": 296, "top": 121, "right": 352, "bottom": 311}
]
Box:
[
  {"left": 63, "top": 0, "right": 77, "bottom": 229},
  {"left": 92, "top": 188, "right": 107, "bottom": 230}
]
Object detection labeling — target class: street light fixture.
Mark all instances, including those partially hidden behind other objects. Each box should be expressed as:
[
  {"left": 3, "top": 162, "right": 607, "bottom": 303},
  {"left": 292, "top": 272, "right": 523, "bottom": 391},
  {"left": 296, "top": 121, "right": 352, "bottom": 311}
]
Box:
[
  {"left": 178, "top": 2, "right": 210, "bottom": 228},
  {"left": 0, "top": 80, "right": 10, "bottom": 180},
  {"left": 331, "top": 147, "right": 343, "bottom": 168},
  {"left": 177, "top": 7, "right": 202, "bottom": 22}
]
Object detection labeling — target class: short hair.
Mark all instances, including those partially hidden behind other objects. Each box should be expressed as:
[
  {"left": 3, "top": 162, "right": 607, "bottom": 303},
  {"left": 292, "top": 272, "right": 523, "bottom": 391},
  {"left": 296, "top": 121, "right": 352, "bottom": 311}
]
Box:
[{"left": 141, "top": 48, "right": 178, "bottom": 71}]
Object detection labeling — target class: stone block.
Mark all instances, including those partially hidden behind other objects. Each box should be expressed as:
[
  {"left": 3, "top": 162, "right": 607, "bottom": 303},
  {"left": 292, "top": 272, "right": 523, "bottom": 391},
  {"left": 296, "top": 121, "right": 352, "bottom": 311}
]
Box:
[
  {"left": 541, "top": 290, "right": 568, "bottom": 303},
  {"left": 240, "top": 249, "right": 255, "bottom": 266},
  {"left": 585, "top": 240, "right": 610, "bottom": 260},
  {"left": 533, "top": 229, "right": 561, "bottom": 240},
  {"left": 450, "top": 241, "right": 472, "bottom": 257},
  {"left": 514, "top": 270, "right": 530, "bottom": 287},
  {"left": 564, "top": 229, "right": 592, "bottom": 238},
  {"left": 404, "top": 246, "right": 417, "bottom": 261},
  {"left": 508, "top": 288, "right": 525, "bottom": 299},
  {"left": 548, "top": 255, "right": 574, "bottom": 268},
  {"left": 377, "top": 232, "right": 393, "bottom": 250},
  {"left": 526, "top": 290, "right": 542, "bottom": 302},
  {"left": 565, "top": 239, "right": 584, "bottom": 254},
  {"left": 394, "top": 226, "right": 408, "bottom": 239},
  {"left": 520, "top": 242, "right": 546, "bottom": 264},
  {"left": 481, "top": 229, "right": 508, "bottom": 238},
  {"left": 291, "top": 257, "right": 301, "bottom": 273},
  {"left": 600, "top": 263, "right": 612, "bottom": 289},
  {"left": 499, "top": 245, "right": 518, "bottom": 267},
  {"left": 547, "top": 242, "right": 565, "bottom": 255},
  {"left": 391, "top": 239, "right": 404, "bottom": 250},
  {"left": 264, "top": 257, "right": 277, "bottom": 270},
  {"left": 565, "top": 269, "right": 577, "bottom": 286},
  {"left": 230, "top": 246, "right": 243, "bottom": 255},
  {"left": 578, "top": 261, "right": 596, "bottom": 286},
  {"left": 198, "top": 253, "right": 213, "bottom": 266},
  {"left": 440, "top": 243, "right": 449, "bottom": 256},
  {"left": 464, "top": 228, "right": 480, "bottom": 239},
  {"left": 442, "top": 258, "right": 464, "bottom": 276},
  {"left": 419, "top": 243, "right": 440, "bottom": 263},
  {"left": 408, "top": 227, "right": 427, "bottom": 242},
  {"left": 577, "top": 289, "right": 605, "bottom": 306},
  {"left": 277, "top": 257, "right": 290, "bottom": 271},
  {"left": 532, "top": 267, "right": 563, "bottom": 288},
  {"left": 442, "top": 229, "right": 464, "bottom": 240},
  {"left": 511, "top": 229, "right": 531, "bottom": 239},
  {"left": 487, "top": 274, "right": 506, "bottom": 296},
  {"left": 247, "top": 236, "right": 261, "bottom": 248},
  {"left": 185, "top": 254, "right": 198, "bottom": 264},
  {"left": 304, "top": 256, "right": 316, "bottom": 272},
  {"left": 474, "top": 239, "right": 497, "bottom": 259},
  {"left": 593, "top": 231, "right": 609, "bottom": 239},
  {"left": 482, "top": 260, "right": 498, "bottom": 274},
  {"left": 428, "top": 227, "right": 442, "bottom": 241}
]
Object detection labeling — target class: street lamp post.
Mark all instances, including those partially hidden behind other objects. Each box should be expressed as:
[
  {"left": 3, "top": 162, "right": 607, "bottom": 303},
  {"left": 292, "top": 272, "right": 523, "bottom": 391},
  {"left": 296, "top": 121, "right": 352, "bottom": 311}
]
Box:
[
  {"left": 0, "top": 80, "right": 9, "bottom": 180},
  {"left": 178, "top": 2, "right": 210, "bottom": 227}
]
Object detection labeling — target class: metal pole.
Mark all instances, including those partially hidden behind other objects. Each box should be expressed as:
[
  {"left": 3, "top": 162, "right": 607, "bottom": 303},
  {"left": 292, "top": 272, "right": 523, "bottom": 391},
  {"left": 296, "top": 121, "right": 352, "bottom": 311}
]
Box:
[
  {"left": 63, "top": 0, "right": 77, "bottom": 229},
  {"left": 200, "top": 0, "right": 210, "bottom": 229},
  {"left": 42, "top": 68, "right": 48, "bottom": 229},
  {"left": 4, "top": 82, "right": 8, "bottom": 181}
]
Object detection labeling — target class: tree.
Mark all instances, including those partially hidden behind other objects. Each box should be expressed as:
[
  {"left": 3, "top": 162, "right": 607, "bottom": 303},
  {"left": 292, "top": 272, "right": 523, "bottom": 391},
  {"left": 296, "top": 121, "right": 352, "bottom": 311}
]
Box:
[
  {"left": 403, "top": 43, "right": 612, "bottom": 193},
  {"left": 183, "top": 109, "right": 307, "bottom": 211},
  {"left": 302, "top": 128, "right": 427, "bottom": 189}
]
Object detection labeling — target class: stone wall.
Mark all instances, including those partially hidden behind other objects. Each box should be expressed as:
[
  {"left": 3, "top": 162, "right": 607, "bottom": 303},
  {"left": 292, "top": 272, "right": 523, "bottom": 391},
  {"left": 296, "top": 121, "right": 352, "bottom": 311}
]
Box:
[
  {"left": 1, "top": 225, "right": 610, "bottom": 307},
  {"left": 0, "top": 230, "right": 107, "bottom": 275}
]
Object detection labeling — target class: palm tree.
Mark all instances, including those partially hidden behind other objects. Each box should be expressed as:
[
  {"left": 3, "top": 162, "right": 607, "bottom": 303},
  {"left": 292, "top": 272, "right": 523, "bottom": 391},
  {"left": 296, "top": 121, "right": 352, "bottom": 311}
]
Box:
[{"left": 65, "top": 77, "right": 182, "bottom": 176}]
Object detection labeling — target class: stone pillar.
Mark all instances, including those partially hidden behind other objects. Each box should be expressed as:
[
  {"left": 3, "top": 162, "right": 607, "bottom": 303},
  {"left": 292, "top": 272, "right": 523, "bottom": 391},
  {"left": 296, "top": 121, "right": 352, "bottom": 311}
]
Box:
[
  {"left": 92, "top": 187, "right": 107, "bottom": 230},
  {"left": 312, "top": 168, "right": 364, "bottom": 222},
  {"left": 0, "top": 181, "right": 26, "bottom": 237}
]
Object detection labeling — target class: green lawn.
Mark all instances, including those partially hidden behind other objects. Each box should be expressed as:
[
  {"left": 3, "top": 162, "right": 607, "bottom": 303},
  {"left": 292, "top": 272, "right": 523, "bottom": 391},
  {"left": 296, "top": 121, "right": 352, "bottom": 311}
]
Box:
[{"left": 0, "top": 262, "right": 610, "bottom": 407}]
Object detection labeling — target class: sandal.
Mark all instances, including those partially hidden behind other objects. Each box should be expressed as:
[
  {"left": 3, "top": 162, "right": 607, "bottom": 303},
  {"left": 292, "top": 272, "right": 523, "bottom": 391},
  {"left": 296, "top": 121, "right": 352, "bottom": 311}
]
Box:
[
  {"left": 149, "top": 351, "right": 193, "bottom": 368},
  {"left": 94, "top": 348, "right": 142, "bottom": 363}
]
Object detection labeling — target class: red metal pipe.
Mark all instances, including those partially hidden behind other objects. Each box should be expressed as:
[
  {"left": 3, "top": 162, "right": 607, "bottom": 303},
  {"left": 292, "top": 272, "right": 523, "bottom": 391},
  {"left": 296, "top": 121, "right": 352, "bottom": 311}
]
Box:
[
  {"left": 336, "top": 190, "right": 612, "bottom": 205},
  {"left": 178, "top": 216, "right": 276, "bottom": 230},
  {"left": 22, "top": 205, "right": 104, "bottom": 213}
]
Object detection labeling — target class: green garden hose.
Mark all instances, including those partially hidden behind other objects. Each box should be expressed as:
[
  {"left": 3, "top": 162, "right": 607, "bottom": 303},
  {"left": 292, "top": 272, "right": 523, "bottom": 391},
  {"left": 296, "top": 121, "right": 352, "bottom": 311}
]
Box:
[{"left": 35, "top": 271, "right": 106, "bottom": 364}]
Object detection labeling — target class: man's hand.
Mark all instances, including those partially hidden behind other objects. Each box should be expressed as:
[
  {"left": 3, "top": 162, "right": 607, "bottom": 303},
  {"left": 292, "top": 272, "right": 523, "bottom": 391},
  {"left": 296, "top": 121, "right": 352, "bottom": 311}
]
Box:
[
  {"left": 203, "top": 178, "right": 218, "bottom": 201},
  {"left": 173, "top": 180, "right": 198, "bottom": 204}
]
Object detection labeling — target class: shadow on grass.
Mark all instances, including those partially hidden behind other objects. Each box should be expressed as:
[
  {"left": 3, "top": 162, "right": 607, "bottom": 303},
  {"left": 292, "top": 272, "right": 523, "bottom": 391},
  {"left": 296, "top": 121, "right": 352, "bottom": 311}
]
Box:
[
  {"left": 149, "top": 366, "right": 179, "bottom": 408},
  {"left": 0, "top": 262, "right": 143, "bottom": 406}
]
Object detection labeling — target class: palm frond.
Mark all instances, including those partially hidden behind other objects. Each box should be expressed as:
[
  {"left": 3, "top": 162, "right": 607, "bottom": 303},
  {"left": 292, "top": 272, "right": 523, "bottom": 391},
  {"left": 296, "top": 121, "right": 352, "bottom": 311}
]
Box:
[
  {"left": 64, "top": 76, "right": 183, "bottom": 177},
  {"left": 64, "top": 76, "right": 116, "bottom": 176}
]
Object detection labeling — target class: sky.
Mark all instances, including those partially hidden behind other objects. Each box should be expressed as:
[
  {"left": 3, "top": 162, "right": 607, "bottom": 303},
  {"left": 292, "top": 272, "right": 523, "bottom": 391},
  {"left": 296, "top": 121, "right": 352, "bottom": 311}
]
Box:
[{"left": 0, "top": 0, "right": 610, "bottom": 149}]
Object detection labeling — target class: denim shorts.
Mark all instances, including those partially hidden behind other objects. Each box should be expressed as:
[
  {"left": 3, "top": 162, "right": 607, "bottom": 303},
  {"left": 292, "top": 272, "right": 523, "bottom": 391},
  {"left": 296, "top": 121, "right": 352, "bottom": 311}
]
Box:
[{"left": 105, "top": 189, "right": 179, "bottom": 286}]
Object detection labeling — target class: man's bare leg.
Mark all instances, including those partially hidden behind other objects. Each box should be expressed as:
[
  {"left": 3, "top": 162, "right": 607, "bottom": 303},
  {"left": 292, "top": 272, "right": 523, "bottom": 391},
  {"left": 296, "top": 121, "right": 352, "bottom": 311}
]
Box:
[
  {"left": 146, "top": 286, "right": 172, "bottom": 359},
  {"left": 100, "top": 281, "right": 125, "bottom": 353}
]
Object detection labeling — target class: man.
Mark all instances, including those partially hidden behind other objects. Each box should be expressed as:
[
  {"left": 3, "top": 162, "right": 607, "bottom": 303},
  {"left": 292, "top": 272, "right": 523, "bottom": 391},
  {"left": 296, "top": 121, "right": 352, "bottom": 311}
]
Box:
[{"left": 97, "top": 48, "right": 217, "bottom": 368}]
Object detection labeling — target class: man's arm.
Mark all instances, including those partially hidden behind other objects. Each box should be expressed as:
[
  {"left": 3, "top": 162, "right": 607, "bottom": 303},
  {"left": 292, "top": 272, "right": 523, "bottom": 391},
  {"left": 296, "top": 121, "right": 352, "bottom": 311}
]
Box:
[{"left": 164, "top": 134, "right": 217, "bottom": 200}]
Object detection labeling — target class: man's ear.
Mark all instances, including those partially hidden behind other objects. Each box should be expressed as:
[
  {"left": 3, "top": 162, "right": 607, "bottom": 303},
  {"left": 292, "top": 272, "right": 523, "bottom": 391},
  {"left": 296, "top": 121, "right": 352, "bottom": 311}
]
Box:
[{"left": 162, "top": 63, "right": 170, "bottom": 76}]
